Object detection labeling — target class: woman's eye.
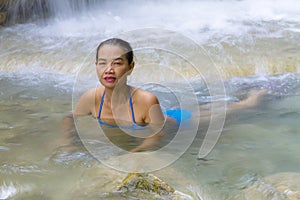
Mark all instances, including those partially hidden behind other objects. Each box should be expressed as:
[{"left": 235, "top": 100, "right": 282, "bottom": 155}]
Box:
[{"left": 113, "top": 62, "right": 122, "bottom": 66}]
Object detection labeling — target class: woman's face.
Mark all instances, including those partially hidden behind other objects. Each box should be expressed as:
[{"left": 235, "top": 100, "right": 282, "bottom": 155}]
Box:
[{"left": 96, "top": 44, "right": 133, "bottom": 89}]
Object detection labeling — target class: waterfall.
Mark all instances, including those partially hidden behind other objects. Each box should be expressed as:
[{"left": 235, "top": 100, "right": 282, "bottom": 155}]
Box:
[
  {"left": 1, "top": 0, "right": 300, "bottom": 76},
  {"left": 45, "top": 0, "right": 101, "bottom": 19},
  {"left": 0, "top": 0, "right": 48, "bottom": 24},
  {"left": 0, "top": 0, "right": 104, "bottom": 24}
]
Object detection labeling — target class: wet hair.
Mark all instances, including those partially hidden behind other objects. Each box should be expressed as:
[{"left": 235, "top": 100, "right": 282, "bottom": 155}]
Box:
[{"left": 96, "top": 38, "right": 134, "bottom": 64}]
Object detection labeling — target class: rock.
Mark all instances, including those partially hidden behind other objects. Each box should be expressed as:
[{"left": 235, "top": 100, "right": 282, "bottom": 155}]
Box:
[
  {"left": 232, "top": 172, "right": 300, "bottom": 200},
  {"left": 70, "top": 168, "right": 193, "bottom": 200},
  {"left": 264, "top": 173, "right": 300, "bottom": 199},
  {"left": 0, "top": 0, "right": 48, "bottom": 25},
  {"left": 116, "top": 173, "right": 175, "bottom": 196},
  {"left": 115, "top": 173, "right": 196, "bottom": 200},
  {"left": 0, "top": 0, "right": 9, "bottom": 9},
  {"left": 0, "top": 12, "right": 6, "bottom": 24}
]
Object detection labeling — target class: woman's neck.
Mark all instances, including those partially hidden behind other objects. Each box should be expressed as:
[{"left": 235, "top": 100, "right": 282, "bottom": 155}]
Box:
[{"left": 104, "top": 85, "right": 130, "bottom": 104}]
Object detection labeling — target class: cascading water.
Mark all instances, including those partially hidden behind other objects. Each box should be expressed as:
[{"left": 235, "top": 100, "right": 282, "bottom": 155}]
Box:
[{"left": 1, "top": 0, "right": 300, "bottom": 77}]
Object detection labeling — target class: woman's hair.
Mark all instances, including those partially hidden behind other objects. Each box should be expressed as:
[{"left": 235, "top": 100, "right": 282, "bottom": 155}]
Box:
[{"left": 96, "top": 38, "right": 134, "bottom": 64}]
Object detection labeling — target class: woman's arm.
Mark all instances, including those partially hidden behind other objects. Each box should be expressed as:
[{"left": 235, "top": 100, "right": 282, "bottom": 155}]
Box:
[
  {"left": 54, "top": 88, "right": 96, "bottom": 148},
  {"left": 130, "top": 93, "right": 178, "bottom": 152},
  {"left": 130, "top": 116, "right": 177, "bottom": 152}
]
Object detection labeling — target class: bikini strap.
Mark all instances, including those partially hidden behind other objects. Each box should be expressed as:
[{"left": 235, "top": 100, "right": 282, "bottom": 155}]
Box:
[
  {"left": 98, "top": 89, "right": 136, "bottom": 124},
  {"left": 129, "top": 93, "right": 137, "bottom": 124},
  {"left": 97, "top": 90, "right": 106, "bottom": 119}
]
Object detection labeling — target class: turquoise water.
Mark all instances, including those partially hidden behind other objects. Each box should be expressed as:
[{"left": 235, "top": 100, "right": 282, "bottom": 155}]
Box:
[{"left": 1, "top": 71, "right": 300, "bottom": 199}]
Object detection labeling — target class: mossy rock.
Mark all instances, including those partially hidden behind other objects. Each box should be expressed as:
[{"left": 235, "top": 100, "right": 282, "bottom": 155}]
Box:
[
  {"left": 117, "top": 173, "right": 175, "bottom": 196},
  {"left": 70, "top": 167, "right": 194, "bottom": 200}
]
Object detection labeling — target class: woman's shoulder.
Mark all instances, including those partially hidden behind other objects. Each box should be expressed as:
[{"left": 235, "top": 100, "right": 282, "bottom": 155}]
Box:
[
  {"left": 74, "top": 87, "right": 102, "bottom": 116},
  {"left": 79, "top": 86, "right": 104, "bottom": 101},
  {"left": 131, "top": 87, "right": 159, "bottom": 105}
]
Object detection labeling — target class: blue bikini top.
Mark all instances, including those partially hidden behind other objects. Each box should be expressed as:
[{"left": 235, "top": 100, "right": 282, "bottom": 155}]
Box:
[
  {"left": 97, "top": 90, "right": 147, "bottom": 130},
  {"left": 97, "top": 90, "right": 192, "bottom": 129}
]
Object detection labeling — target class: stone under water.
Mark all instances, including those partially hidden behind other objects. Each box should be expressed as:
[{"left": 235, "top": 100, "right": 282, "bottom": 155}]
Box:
[
  {"left": 232, "top": 172, "right": 300, "bottom": 200},
  {"left": 116, "top": 172, "right": 175, "bottom": 195},
  {"left": 115, "top": 172, "right": 194, "bottom": 200}
]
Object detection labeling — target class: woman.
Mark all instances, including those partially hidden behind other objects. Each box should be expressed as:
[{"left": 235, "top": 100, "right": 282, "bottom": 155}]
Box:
[
  {"left": 60, "top": 38, "right": 267, "bottom": 153},
  {"left": 62, "top": 38, "right": 176, "bottom": 152}
]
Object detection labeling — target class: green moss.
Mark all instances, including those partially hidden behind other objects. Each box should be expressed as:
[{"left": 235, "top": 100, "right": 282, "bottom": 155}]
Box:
[{"left": 117, "top": 173, "right": 175, "bottom": 196}]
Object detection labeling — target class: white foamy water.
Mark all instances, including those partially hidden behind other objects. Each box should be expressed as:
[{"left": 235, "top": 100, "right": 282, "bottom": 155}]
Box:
[
  {"left": 0, "top": 182, "right": 17, "bottom": 199},
  {"left": 42, "top": 0, "right": 300, "bottom": 39},
  {"left": 1, "top": 0, "right": 300, "bottom": 76}
]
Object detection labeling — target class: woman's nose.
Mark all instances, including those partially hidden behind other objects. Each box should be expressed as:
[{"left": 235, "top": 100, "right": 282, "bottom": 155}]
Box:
[{"left": 104, "top": 63, "right": 114, "bottom": 73}]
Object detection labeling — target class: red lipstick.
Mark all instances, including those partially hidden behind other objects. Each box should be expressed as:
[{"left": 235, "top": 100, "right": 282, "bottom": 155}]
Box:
[{"left": 104, "top": 76, "right": 116, "bottom": 83}]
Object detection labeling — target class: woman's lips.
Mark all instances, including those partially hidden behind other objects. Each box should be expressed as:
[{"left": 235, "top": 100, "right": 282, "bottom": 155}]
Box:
[{"left": 104, "top": 76, "right": 116, "bottom": 83}]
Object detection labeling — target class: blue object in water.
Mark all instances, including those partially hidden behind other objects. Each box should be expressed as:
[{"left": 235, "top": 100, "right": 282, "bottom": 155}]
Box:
[{"left": 164, "top": 109, "right": 192, "bottom": 124}]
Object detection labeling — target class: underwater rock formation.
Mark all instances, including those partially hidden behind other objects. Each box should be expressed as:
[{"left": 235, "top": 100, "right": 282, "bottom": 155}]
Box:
[
  {"left": 115, "top": 173, "right": 194, "bottom": 200},
  {"left": 117, "top": 173, "right": 175, "bottom": 195},
  {"left": 232, "top": 172, "right": 300, "bottom": 200},
  {"left": 70, "top": 166, "right": 193, "bottom": 200}
]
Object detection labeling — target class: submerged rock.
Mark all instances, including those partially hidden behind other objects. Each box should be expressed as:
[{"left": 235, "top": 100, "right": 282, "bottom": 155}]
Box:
[
  {"left": 116, "top": 173, "right": 175, "bottom": 196},
  {"left": 115, "top": 172, "right": 194, "bottom": 200},
  {"left": 232, "top": 172, "right": 300, "bottom": 200},
  {"left": 264, "top": 173, "right": 300, "bottom": 199},
  {"left": 71, "top": 168, "right": 193, "bottom": 200}
]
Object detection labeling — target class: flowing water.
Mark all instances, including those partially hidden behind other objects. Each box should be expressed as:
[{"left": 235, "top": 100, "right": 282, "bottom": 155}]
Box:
[{"left": 1, "top": 0, "right": 300, "bottom": 199}]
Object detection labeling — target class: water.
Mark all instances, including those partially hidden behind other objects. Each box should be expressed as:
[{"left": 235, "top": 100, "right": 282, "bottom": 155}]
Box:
[{"left": 1, "top": 0, "right": 300, "bottom": 199}]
